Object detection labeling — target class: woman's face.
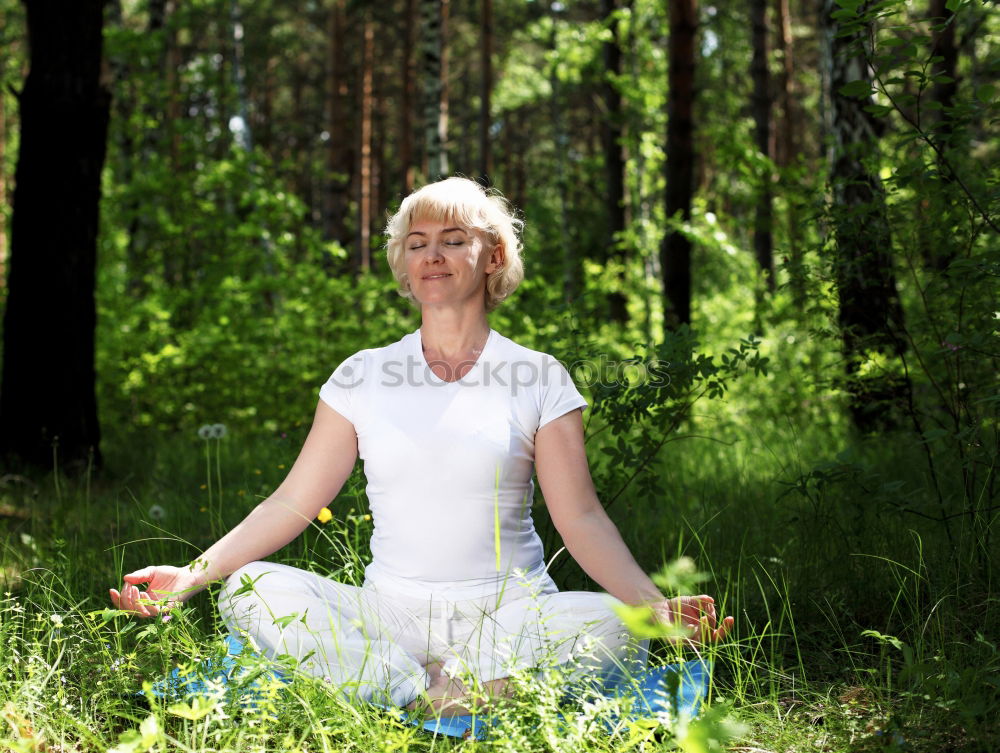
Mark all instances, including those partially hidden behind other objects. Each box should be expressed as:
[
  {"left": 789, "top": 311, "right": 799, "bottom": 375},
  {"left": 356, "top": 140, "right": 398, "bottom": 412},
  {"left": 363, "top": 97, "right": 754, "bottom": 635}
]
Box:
[{"left": 403, "top": 218, "right": 499, "bottom": 310}]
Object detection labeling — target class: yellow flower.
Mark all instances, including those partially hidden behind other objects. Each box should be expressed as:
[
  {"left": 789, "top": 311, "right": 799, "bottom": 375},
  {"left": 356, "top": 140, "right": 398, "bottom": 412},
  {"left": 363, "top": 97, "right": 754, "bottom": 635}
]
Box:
[
  {"left": 363, "top": 514, "right": 371, "bottom": 521},
  {"left": 200, "top": 484, "right": 207, "bottom": 490},
  {"left": 317, "top": 507, "right": 333, "bottom": 524},
  {"left": 199, "top": 506, "right": 207, "bottom": 512},
  {"left": 277, "top": 464, "right": 286, "bottom": 469},
  {"left": 254, "top": 469, "right": 262, "bottom": 475}
]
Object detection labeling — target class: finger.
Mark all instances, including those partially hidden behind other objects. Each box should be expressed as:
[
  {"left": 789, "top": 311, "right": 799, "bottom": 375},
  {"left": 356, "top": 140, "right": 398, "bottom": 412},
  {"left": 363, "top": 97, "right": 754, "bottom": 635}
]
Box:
[
  {"left": 123, "top": 568, "right": 154, "bottom": 584},
  {"left": 109, "top": 589, "right": 121, "bottom": 608}
]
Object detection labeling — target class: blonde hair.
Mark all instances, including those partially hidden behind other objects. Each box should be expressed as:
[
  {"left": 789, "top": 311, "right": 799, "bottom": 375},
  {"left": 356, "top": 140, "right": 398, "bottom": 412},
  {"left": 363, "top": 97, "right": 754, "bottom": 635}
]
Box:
[{"left": 385, "top": 177, "right": 525, "bottom": 312}]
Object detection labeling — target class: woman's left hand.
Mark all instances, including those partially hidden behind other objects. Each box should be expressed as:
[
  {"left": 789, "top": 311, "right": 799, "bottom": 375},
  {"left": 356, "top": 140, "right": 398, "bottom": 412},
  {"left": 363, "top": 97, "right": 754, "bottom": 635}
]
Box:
[{"left": 650, "top": 595, "right": 734, "bottom": 645}]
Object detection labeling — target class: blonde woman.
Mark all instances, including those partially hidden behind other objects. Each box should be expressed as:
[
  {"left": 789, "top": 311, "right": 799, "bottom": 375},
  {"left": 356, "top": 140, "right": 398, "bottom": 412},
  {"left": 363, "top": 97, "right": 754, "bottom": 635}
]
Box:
[{"left": 110, "top": 177, "right": 732, "bottom": 716}]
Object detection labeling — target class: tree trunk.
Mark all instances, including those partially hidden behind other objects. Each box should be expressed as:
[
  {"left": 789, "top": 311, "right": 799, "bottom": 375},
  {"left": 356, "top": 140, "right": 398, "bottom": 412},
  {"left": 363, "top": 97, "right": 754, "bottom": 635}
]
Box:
[
  {"left": 660, "top": 0, "right": 697, "bottom": 330},
  {"left": 774, "top": 0, "right": 805, "bottom": 307},
  {"left": 602, "top": 0, "right": 628, "bottom": 322},
  {"left": 324, "top": 0, "right": 350, "bottom": 248},
  {"left": 420, "top": 0, "right": 448, "bottom": 179},
  {"left": 401, "top": 0, "right": 416, "bottom": 192},
  {"left": 0, "top": 30, "right": 7, "bottom": 290},
  {"left": 821, "top": 0, "right": 909, "bottom": 433},
  {"left": 929, "top": 0, "right": 958, "bottom": 147},
  {"left": 0, "top": 0, "right": 111, "bottom": 470},
  {"left": 356, "top": 11, "right": 374, "bottom": 272},
  {"left": 479, "top": 0, "right": 493, "bottom": 184},
  {"left": 751, "top": 0, "right": 774, "bottom": 290}
]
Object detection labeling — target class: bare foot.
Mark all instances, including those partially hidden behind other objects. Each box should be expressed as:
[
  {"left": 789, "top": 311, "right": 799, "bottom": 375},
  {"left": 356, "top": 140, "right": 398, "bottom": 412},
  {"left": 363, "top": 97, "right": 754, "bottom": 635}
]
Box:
[{"left": 406, "top": 673, "right": 511, "bottom": 718}]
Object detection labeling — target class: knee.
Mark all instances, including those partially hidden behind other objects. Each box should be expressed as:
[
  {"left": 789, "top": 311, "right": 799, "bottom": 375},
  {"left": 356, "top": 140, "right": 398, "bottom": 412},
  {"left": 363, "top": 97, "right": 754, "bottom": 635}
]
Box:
[{"left": 218, "top": 561, "right": 273, "bottom": 615}]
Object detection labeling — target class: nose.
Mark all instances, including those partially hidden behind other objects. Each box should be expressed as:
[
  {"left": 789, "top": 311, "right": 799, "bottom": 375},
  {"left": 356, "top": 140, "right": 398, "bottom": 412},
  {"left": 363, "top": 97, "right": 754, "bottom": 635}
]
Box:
[{"left": 424, "top": 240, "right": 445, "bottom": 262}]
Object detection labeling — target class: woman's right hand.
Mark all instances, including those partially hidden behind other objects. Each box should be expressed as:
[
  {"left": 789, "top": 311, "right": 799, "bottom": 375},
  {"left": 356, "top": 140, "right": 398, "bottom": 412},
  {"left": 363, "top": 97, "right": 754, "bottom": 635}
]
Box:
[{"left": 109, "top": 565, "right": 206, "bottom": 619}]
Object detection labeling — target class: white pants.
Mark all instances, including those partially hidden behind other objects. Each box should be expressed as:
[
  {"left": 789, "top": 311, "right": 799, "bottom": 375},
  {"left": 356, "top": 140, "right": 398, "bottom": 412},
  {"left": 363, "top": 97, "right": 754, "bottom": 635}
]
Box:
[{"left": 218, "top": 561, "right": 646, "bottom": 707}]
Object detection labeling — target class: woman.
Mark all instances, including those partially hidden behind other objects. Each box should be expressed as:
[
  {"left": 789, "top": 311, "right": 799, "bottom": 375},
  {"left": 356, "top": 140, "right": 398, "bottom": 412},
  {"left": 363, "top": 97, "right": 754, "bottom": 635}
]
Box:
[{"left": 110, "top": 177, "right": 733, "bottom": 716}]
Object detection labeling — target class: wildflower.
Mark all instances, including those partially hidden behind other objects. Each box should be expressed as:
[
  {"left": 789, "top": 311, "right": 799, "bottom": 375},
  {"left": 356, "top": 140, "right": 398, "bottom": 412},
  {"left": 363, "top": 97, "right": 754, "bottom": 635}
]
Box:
[
  {"left": 277, "top": 464, "right": 286, "bottom": 469},
  {"left": 317, "top": 507, "right": 333, "bottom": 524},
  {"left": 197, "top": 425, "right": 213, "bottom": 440},
  {"left": 200, "top": 507, "right": 208, "bottom": 513},
  {"left": 363, "top": 514, "right": 371, "bottom": 521},
  {"left": 254, "top": 469, "right": 262, "bottom": 475},
  {"left": 200, "top": 484, "right": 207, "bottom": 490},
  {"left": 148, "top": 505, "right": 166, "bottom": 521},
  {"left": 50, "top": 613, "right": 64, "bottom": 627},
  {"left": 211, "top": 423, "right": 228, "bottom": 438}
]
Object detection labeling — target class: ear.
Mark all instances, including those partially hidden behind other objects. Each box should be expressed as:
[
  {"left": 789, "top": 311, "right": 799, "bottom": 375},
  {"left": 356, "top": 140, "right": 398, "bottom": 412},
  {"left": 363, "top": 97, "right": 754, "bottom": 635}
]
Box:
[{"left": 485, "top": 244, "right": 504, "bottom": 275}]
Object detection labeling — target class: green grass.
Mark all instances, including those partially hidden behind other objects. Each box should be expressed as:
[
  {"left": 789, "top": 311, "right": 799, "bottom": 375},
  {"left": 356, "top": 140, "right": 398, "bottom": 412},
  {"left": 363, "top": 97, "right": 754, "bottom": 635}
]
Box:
[{"left": 0, "top": 414, "right": 997, "bottom": 752}]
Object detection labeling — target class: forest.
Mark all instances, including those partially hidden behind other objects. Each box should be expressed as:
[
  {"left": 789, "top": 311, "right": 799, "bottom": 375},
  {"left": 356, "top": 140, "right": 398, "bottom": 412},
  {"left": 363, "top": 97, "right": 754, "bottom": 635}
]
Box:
[{"left": 0, "top": 0, "right": 997, "bottom": 751}]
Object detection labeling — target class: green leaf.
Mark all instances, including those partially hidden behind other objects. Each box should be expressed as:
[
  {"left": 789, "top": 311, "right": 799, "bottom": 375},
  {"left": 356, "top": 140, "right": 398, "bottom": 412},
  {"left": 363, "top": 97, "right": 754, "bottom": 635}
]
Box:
[
  {"left": 838, "top": 80, "right": 874, "bottom": 98},
  {"left": 975, "top": 84, "right": 995, "bottom": 103},
  {"left": 944, "top": 0, "right": 963, "bottom": 11},
  {"left": 864, "top": 103, "right": 894, "bottom": 117}
]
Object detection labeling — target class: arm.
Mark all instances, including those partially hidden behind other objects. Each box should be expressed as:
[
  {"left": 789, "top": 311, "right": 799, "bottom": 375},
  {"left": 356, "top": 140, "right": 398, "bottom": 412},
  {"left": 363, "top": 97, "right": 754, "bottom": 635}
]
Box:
[
  {"left": 535, "top": 409, "right": 733, "bottom": 642},
  {"left": 110, "top": 401, "right": 358, "bottom": 617}
]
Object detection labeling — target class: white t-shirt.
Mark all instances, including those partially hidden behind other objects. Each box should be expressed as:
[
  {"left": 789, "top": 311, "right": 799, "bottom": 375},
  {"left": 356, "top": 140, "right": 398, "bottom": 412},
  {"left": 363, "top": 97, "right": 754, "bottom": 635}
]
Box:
[{"left": 319, "top": 328, "right": 588, "bottom": 599}]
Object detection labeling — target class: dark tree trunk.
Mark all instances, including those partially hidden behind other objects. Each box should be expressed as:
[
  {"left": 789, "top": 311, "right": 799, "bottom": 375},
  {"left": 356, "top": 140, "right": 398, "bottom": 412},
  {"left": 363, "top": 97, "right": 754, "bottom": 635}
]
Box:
[
  {"left": 356, "top": 10, "right": 374, "bottom": 272},
  {"left": 401, "top": 0, "right": 417, "bottom": 193},
  {"left": 0, "top": 23, "right": 8, "bottom": 290},
  {"left": 660, "top": 0, "right": 697, "bottom": 330},
  {"left": 821, "top": 0, "right": 909, "bottom": 433},
  {"left": 929, "top": 0, "right": 958, "bottom": 147},
  {"left": 324, "top": 0, "right": 351, "bottom": 248},
  {"left": 420, "top": 0, "right": 448, "bottom": 179},
  {"left": 602, "top": 0, "right": 628, "bottom": 322},
  {"left": 479, "top": 0, "right": 493, "bottom": 185},
  {"left": 0, "top": 0, "right": 111, "bottom": 470},
  {"left": 751, "top": 0, "right": 774, "bottom": 289}
]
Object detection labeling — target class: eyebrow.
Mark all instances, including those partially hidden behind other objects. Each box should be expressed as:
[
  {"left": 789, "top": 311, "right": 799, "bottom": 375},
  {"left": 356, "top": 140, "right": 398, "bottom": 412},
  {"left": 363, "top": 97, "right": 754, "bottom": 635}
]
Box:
[{"left": 406, "top": 227, "right": 468, "bottom": 238}]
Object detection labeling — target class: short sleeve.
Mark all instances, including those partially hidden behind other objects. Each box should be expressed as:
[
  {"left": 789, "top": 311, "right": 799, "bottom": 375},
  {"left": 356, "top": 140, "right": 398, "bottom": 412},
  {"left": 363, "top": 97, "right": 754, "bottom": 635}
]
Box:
[
  {"left": 318, "top": 351, "right": 367, "bottom": 424},
  {"left": 537, "top": 355, "right": 588, "bottom": 429}
]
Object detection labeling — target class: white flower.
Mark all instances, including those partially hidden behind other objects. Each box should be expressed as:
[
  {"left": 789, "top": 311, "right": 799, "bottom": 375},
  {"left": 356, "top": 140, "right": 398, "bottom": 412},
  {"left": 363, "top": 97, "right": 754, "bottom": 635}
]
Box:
[
  {"left": 148, "top": 504, "right": 166, "bottom": 521},
  {"left": 50, "top": 613, "right": 64, "bottom": 627},
  {"left": 198, "top": 425, "right": 213, "bottom": 440},
  {"left": 210, "top": 423, "right": 228, "bottom": 439}
]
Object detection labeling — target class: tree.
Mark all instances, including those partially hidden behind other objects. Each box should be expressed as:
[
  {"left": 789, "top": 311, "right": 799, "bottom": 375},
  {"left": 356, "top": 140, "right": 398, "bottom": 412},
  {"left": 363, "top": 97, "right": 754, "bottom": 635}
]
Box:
[
  {"left": 479, "top": 0, "right": 493, "bottom": 184},
  {"left": 750, "top": 0, "right": 774, "bottom": 289},
  {"left": 0, "top": 0, "right": 111, "bottom": 469},
  {"left": 420, "top": 0, "right": 448, "bottom": 179},
  {"left": 821, "top": 0, "right": 908, "bottom": 432},
  {"left": 660, "top": 0, "right": 697, "bottom": 330}
]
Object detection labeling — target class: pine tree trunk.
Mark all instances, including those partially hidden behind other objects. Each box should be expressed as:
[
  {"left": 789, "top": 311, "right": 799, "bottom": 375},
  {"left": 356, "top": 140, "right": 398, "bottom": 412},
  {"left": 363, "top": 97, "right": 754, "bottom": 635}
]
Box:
[
  {"left": 420, "top": 0, "right": 448, "bottom": 179},
  {"left": 751, "top": 0, "right": 774, "bottom": 289},
  {"left": 0, "top": 0, "right": 111, "bottom": 470},
  {"left": 356, "top": 12, "right": 374, "bottom": 271},
  {"left": 0, "top": 32, "right": 7, "bottom": 290},
  {"left": 401, "top": 0, "right": 416, "bottom": 192},
  {"left": 602, "top": 0, "right": 628, "bottom": 322},
  {"left": 775, "top": 0, "right": 805, "bottom": 307},
  {"left": 660, "top": 0, "right": 697, "bottom": 330},
  {"left": 929, "top": 0, "right": 958, "bottom": 147},
  {"left": 479, "top": 0, "right": 493, "bottom": 184},
  {"left": 821, "top": 0, "right": 909, "bottom": 432},
  {"left": 324, "top": 0, "right": 350, "bottom": 247}
]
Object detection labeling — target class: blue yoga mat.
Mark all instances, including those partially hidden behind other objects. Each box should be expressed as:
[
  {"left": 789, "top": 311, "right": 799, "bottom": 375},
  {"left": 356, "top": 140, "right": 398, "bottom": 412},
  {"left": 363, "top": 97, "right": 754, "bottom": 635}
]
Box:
[{"left": 146, "top": 634, "right": 710, "bottom": 740}]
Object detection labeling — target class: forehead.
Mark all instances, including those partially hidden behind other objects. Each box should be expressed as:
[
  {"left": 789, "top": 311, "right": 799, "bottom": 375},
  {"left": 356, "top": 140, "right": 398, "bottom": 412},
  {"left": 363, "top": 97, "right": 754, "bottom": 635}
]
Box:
[{"left": 406, "top": 218, "right": 472, "bottom": 235}]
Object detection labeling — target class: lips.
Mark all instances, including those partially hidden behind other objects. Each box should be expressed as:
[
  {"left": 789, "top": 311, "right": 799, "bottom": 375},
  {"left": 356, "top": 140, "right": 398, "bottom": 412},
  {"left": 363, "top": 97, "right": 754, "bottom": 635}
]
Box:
[{"left": 423, "top": 273, "right": 452, "bottom": 280}]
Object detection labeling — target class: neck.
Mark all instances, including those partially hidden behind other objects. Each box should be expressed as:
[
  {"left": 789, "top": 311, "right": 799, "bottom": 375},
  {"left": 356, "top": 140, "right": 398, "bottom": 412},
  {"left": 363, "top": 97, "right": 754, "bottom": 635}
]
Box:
[{"left": 419, "top": 306, "right": 491, "bottom": 360}]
